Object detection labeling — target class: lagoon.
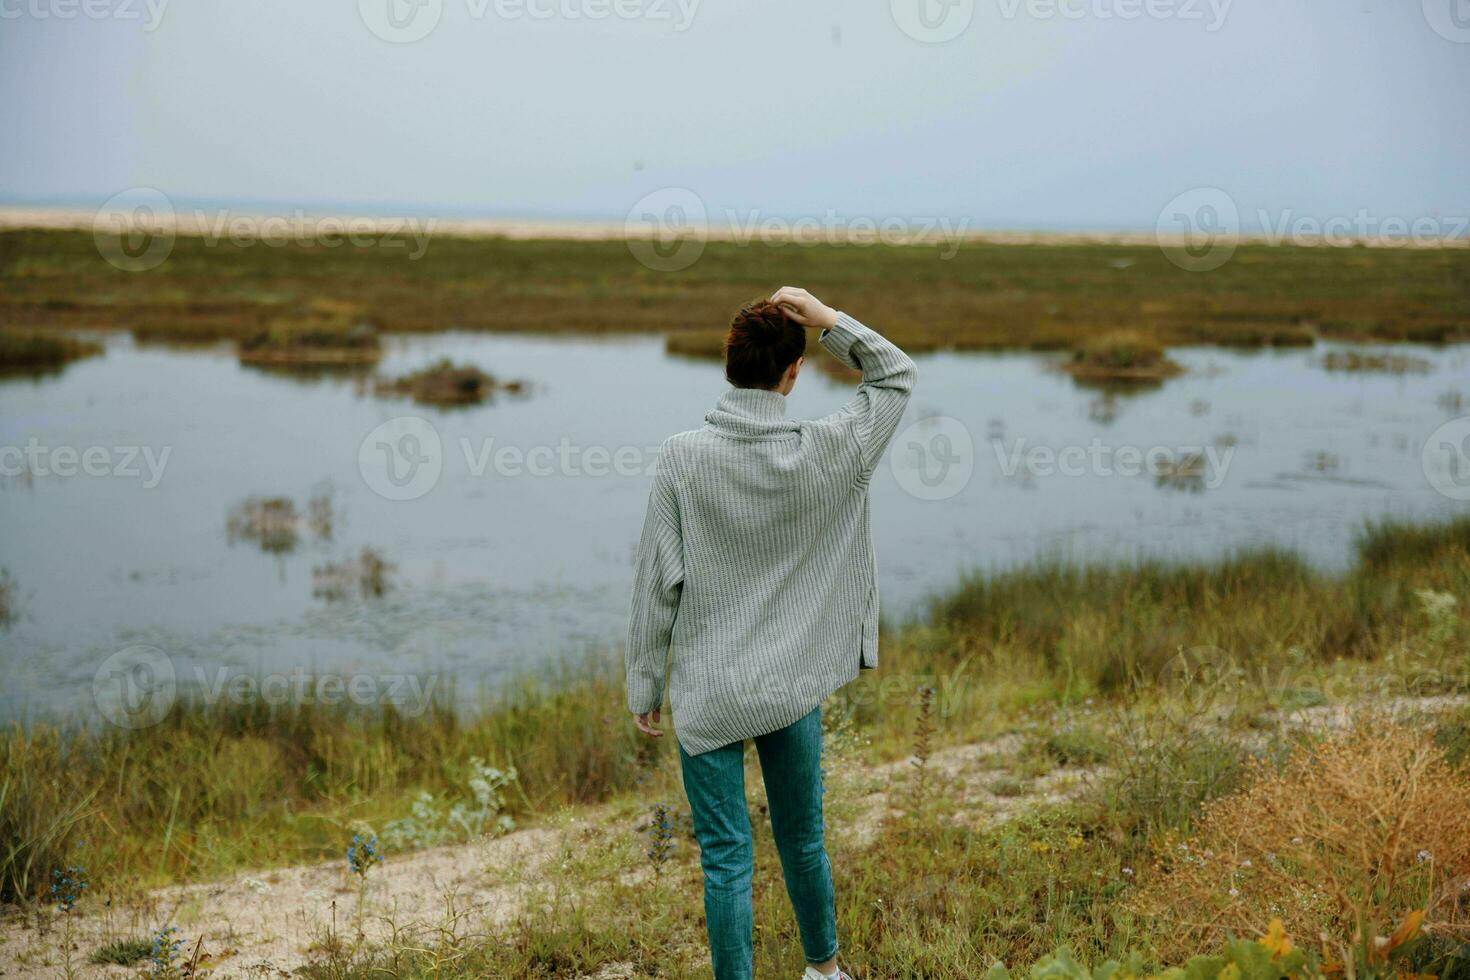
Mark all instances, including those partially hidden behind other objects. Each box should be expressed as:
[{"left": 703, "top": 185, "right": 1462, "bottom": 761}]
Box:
[{"left": 0, "top": 331, "right": 1465, "bottom": 720}]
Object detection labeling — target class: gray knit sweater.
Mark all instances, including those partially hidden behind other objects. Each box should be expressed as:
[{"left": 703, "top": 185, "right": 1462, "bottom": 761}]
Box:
[{"left": 625, "top": 312, "right": 917, "bottom": 755}]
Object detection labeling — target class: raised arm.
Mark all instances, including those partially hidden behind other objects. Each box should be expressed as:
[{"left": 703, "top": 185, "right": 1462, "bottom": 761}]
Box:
[
  {"left": 770, "top": 286, "right": 918, "bottom": 478},
  {"left": 624, "top": 449, "right": 684, "bottom": 732}
]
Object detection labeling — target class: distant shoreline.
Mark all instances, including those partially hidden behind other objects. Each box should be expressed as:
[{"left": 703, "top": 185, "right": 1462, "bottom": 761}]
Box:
[{"left": 2, "top": 204, "right": 1465, "bottom": 250}]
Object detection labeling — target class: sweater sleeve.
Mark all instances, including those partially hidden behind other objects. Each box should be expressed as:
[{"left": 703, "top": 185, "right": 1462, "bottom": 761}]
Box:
[
  {"left": 624, "top": 452, "right": 684, "bottom": 714},
  {"left": 817, "top": 311, "right": 919, "bottom": 477}
]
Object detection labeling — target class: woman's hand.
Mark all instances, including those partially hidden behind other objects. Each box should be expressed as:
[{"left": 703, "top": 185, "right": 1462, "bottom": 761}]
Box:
[
  {"left": 633, "top": 709, "right": 664, "bottom": 738},
  {"left": 770, "top": 286, "right": 839, "bottom": 331}
]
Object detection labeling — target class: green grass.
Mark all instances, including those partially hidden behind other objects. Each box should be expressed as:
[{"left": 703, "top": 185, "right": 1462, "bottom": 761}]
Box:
[
  {"left": 2, "top": 228, "right": 1467, "bottom": 353},
  {"left": 89, "top": 936, "right": 154, "bottom": 966}
]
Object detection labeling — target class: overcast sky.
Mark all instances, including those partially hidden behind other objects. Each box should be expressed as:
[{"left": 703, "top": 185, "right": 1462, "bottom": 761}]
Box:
[{"left": 2, "top": 0, "right": 1468, "bottom": 232}]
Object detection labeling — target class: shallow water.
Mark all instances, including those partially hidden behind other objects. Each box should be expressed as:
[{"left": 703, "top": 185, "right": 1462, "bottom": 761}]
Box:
[{"left": 1, "top": 332, "right": 1466, "bottom": 721}]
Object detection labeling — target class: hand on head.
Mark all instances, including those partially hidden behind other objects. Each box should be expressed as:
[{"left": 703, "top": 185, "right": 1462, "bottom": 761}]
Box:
[{"left": 770, "top": 286, "right": 839, "bottom": 331}]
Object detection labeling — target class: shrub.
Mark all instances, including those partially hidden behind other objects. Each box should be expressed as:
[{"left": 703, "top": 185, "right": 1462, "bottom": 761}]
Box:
[
  {"left": 1133, "top": 720, "right": 1470, "bottom": 959},
  {"left": 380, "top": 757, "right": 518, "bottom": 849}
]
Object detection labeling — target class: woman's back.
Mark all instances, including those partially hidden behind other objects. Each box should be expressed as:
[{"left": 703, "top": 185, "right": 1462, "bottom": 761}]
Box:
[{"left": 625, "top": 299, "right": 917, "bottom": 757}]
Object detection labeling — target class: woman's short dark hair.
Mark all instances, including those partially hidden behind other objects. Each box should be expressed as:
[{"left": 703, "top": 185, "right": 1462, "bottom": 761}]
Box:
[{"left": 724, "top": 299, "right": 806, "bottom": 389}]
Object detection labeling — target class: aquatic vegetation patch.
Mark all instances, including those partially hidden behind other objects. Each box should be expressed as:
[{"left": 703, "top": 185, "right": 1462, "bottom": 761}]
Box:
[
  {"left": 1320, "top": 350, "right": 1432, "bottom": 374},
  {"left": 0, "top": 568, "right": 15, "bottom": 628},
  {"left": 372, "top": 357, "right": 526, "bottom": 407},
  {"left": 312, "top": 546, "right": 394, "bottom": 600},
  {"left": 1062, "top": 331, "right": 1185, "bottom": 384},
  {"left": 225, "top": 486, "right": 334, "bottom": 554},
  {"left": 237, "top": 301, "right": 381, "bottom": 367}
]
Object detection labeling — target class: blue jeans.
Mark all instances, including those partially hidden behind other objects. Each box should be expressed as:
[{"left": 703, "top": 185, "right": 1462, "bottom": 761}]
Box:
[{"left": 678, "top": 705, "right": 838, "bottom": 980}]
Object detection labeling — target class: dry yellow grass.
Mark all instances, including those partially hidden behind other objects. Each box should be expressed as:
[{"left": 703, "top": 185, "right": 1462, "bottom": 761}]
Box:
[{"left": 1135, "top": 720, "right": 1470, "bottom": 960}]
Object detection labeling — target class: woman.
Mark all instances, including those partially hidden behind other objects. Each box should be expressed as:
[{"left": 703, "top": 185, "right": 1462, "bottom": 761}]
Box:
[{"left": 626, "top": 285, "right": 917, "bottom": 980}]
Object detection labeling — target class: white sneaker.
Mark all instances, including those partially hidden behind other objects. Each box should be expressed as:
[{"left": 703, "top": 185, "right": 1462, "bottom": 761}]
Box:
[{"left": 802, "top": 968, "right": 851, "bottom": 980}]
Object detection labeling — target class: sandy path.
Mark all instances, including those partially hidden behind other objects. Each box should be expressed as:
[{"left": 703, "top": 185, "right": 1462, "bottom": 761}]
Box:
[{"left": 4, "top": 205, "right": 1465, "bottom": 249}]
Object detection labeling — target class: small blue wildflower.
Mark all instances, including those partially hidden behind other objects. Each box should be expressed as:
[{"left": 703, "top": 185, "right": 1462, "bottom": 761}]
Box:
[
  {"left": 347, "top": 833, "right": 382, "bottom": 878},
  {"left": 645, "top": 802, "right": 675, "bottom": 876},
  {"left": 149, "top": 925, "right": 183, "bottom": 980},
  {"left": 50, "top": 866, "right": 88, "bottom": 913}
]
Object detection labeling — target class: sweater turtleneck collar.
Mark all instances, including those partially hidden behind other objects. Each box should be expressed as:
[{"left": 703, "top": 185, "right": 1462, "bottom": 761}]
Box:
[{"left": 704, "top": 386, "right": 800, "bottom": 437}]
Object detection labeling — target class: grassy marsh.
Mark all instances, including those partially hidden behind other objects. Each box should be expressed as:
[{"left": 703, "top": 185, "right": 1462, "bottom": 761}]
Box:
[
  {"left": 3, "top": 229, "right": 1467, "bottom": 354},
  {"left": 1, "top": 518, "right": 1467, "bottom": 977}
]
